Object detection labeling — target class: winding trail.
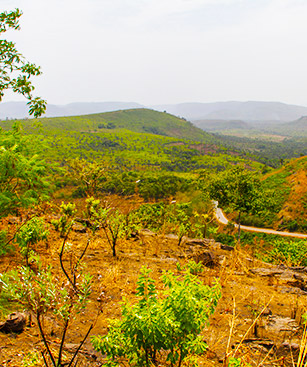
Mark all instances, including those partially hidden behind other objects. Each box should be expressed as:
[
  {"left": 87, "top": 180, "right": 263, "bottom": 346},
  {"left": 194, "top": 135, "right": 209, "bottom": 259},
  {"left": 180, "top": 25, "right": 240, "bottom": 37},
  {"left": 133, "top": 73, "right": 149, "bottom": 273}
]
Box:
[{"left": 212, "top": 201, "right": 307, "bottom": 239}]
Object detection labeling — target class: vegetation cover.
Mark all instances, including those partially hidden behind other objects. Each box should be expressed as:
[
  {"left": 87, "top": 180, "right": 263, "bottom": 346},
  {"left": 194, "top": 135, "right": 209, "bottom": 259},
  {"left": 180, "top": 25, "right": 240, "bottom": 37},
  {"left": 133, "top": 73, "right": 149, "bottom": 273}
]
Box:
[
  {"left": 1, "top": 8, "right": 307, "bottom": 366},
  {"left": 0, "top": 109, "right": 267, "bottom": 173}
]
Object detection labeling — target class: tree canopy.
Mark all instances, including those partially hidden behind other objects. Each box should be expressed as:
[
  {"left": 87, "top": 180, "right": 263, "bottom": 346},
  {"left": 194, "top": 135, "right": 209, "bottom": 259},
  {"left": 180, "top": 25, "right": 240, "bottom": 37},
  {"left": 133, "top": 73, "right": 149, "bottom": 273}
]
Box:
[
  {"left": 0, "top": 8, "right": 46, "bottom": 117},
  {"left": 207, "top": 165, "right": 261, "bottom": 214}
]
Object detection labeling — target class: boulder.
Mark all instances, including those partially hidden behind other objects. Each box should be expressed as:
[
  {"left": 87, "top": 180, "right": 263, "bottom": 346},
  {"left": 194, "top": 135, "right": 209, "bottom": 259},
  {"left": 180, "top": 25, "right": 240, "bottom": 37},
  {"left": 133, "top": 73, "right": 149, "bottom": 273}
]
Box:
[
  {"left": 194, "top": 251, "right": 218, "bottom": 268},
  {"left": 71, "top": 223, "right": 87, "bottom": 233},
  {"left": 0, "top": 312, "right": 27, "bottom": 333}
]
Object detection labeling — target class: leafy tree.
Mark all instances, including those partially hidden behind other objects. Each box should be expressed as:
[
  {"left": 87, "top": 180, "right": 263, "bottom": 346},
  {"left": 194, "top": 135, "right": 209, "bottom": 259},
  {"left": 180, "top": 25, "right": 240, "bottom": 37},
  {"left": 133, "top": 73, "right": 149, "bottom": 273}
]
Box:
[
  {"left": 207, "top": 166, "right": 262, "bottom": 240},
  {"left": 0, "top": 124, "right": 49, "bottom": 217},
  {"left": 0, "top": 8, "right": 46, "bottom": 117},
  {"left": 0, "top": 8, "right": 48, "bottom": 216},
  {"left": 85, "top": 197, "right": 127, "bottom": 257},
  {"left": 169, "top": 202, "right": 193, "bottom": 246},
  {"left": 67, "top": 158, "right": 106, "bottom": 197}
]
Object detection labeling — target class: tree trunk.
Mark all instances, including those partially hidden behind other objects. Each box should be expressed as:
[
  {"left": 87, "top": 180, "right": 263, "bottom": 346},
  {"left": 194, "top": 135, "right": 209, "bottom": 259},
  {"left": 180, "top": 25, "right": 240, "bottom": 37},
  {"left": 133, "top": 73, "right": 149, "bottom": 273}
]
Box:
[
  {"left": 237, "top": 211, "right": 241, "bottom": 243},
  {"left": 112, "top": 240, "right": 116, "bottom": 257}
]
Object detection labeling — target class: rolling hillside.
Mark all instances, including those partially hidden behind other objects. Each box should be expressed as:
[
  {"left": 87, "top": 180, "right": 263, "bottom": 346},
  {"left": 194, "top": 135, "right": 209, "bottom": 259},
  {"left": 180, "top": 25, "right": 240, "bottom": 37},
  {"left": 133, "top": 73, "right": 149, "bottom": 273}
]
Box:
[
  {"left": 276, "top": 116, "right": 307, "bottom": 137},
  {"left": 0, "top": 108, "right": 264, "bottom": 172},
  {"left": 193, "top": 119, "right": 251, "bottom": 132},
  {"left": 3, "top": 108, "right": 214, "bottom": 142},
  {"left": 262, "top": 156, "right": 307, "bottom": 231}
]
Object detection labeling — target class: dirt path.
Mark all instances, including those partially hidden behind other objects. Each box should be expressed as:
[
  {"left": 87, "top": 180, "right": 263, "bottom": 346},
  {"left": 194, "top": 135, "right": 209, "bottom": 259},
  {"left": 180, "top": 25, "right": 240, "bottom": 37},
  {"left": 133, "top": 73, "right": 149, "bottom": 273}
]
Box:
[{"left": 212, "top": 200, "right": 307, "bottom": 239}]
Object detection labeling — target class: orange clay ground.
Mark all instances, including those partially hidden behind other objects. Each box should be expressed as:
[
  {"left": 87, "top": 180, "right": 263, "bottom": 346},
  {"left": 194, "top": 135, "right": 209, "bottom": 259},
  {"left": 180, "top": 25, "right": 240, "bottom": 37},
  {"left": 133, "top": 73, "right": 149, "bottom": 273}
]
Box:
[{"left": 0, "top": 195, "right": 306, "bottom": 367}]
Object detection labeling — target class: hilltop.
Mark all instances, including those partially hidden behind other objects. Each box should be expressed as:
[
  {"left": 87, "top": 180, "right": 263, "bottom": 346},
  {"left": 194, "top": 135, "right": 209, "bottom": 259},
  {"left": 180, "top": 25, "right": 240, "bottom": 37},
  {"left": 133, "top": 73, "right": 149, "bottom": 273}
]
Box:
[{"left": 4, "top": 108, "right": 213, "bottom": 142}]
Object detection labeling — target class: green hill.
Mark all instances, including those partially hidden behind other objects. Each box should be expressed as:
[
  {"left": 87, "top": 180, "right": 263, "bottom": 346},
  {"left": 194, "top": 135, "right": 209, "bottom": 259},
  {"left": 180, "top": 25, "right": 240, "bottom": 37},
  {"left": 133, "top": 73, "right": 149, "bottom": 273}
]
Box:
[
  {"left": 193, "top": 119, "right": 251, "bottom": 132},
  {"left": 4, "top": 108, "right": 214, "bottom": 143},
  {"left": 0, "top": 108, "right": 265, "bottom": 172}
]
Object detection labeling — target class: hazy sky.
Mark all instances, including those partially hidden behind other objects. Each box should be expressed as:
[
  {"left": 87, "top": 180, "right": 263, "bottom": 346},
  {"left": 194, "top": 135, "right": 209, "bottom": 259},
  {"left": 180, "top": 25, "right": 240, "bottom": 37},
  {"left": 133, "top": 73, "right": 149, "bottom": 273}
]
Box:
[{"left": 2, "top": 0, "right": 307, "bottom": 106}]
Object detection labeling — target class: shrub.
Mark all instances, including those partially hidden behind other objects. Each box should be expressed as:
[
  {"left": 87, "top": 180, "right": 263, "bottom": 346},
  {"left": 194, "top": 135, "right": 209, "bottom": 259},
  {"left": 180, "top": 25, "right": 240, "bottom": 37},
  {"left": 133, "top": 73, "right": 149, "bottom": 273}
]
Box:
[
  {"left": 15, "top": 217, "right": 48, "bottom": 265},
  {"left": 0, "top": 230, "right": 13, "bottom": 257},
  {"left": 51, "top": 202, "right": 76, "bottom": 237},
  {"left": 92, "top": 266, "right": 221, "bottom": 366},
  {"left": 1, "top": 251, "right": 92, "bottom": 366},
  {"left": 262, "top": 239, "right": 307, "bottom": 266}
]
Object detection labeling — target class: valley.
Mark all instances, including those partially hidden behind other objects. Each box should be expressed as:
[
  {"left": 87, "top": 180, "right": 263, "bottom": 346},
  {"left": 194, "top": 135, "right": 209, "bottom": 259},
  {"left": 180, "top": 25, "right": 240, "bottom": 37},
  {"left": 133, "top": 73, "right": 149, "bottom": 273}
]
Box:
[{"left": 0, "top": 108, "right": 307, "bottom": 367}]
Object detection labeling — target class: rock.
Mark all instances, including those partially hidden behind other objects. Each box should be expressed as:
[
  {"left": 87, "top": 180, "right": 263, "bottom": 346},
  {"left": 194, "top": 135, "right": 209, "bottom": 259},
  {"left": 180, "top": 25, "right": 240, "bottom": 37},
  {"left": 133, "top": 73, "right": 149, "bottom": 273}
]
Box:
[
  {"left": 8, "top": 217, "right": 19, "bottom": 224},
  {"left": 220, "top": 244, "right": 235, "bottom": 251},
  {"left": 194, "top": 251, "right": 218, "bottom": 268},
  {"left": 139, "top": 229, "right": 156, "bottom": 236},
  {"left": 75, "top": 217, "right": 91, "bottom": 226},
  {"left": 0, "top": 312, "right": 27, "bottom": 333},
  {"left": 249, "top": 268, "right": 284, "bottom": 277},
  {"left": 164, "top": 233, "right": 179, "bottom": 240},
  {"left": 185, "top": 238, "right": 210, "bottom": 247},
  {"left": 71, "top": 223, "right": 87, "bottom": 233},
  {"left": 241, "top": 338, "right": 276, "bottom": 352},
  {"left": 265, "top": 316, "right": 299, "bottom": 334},
  {"left": 276, "top": 342, "right": 300, "bottom": 360}
]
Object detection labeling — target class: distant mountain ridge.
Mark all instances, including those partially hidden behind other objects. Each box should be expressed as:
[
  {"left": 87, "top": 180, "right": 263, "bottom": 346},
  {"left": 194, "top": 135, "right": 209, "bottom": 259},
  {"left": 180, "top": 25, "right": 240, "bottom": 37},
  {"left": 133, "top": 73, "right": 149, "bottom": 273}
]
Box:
[
  {"left": 0, "top": 101, "right": 145, "bottom": 119},
  {"left": 2, "top": 100, "right": 307, "bottom": 123},
  {"left": 192, "top": 119, "right": 251, "bottom": 131},
  {"left": 152, "top": 101, "right": 307, "bottom": 123}
]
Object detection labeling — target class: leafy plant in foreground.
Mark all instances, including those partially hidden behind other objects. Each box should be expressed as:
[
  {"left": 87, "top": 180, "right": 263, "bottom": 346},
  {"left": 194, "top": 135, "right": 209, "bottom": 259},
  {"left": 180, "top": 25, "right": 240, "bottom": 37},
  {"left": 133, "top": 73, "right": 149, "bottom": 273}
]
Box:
[
  {"left": 92, "top": 266, "right": 221, "bottom": 366},
  {"left": 1, "top": 240, "right": 93, "bottom": 367}
]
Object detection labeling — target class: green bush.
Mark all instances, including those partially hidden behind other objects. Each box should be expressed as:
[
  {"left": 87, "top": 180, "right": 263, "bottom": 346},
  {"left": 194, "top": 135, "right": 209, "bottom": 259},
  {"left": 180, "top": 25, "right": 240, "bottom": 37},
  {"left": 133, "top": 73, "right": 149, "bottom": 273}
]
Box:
[
  {"left": 51, "top": 201, "right": 76, "bottom": 237},
  {"left": 15, "top": 217, "right": 48, "bottom": 265},
  {"left": 92, "top": 267, "right": 221, "bottom": 366},
  {"left": 262, "top": 239, "right": 307, "bottom": 266},
  {"left": 0, "top": 230, "right": 13, "bottom": 257},
  {"left": 138, "top": 175, "right": 191, "bottom": 201}
]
